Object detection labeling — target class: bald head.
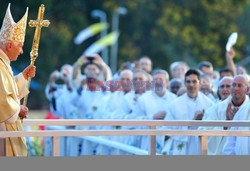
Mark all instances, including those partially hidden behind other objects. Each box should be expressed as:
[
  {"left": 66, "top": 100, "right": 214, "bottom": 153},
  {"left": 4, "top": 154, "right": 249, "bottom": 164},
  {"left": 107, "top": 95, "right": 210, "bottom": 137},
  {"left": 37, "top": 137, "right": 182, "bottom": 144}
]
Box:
[
  {"left": 233, "top": 75, "right": 249, "bottom": 87},
  {"left": 231, "top": 75, "right": 249, "bottom": 102}
]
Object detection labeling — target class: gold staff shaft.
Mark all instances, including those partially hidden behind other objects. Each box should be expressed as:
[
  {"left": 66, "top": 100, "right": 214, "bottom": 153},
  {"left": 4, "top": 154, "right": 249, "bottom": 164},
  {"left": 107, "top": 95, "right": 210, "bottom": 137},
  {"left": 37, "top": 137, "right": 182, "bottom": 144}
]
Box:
[{"left": 22, "top": 4, "right": 50, "bottom": 106}]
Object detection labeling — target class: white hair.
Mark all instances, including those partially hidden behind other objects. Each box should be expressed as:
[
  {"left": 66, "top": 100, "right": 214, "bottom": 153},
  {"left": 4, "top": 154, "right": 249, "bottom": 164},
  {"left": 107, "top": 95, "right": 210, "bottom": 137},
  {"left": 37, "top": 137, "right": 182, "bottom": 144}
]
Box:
[
  {"left": 120, "top": 69, "right": 133, "bottom": 77},
  {"left": 219, "top": 76, "right": 233, "bottom": 85},
  {"left": 153, "top": 69, "right": 169, "bottom": 81},
  {"left": 170, "top": 61, "right": 189, "bottom": 73}
]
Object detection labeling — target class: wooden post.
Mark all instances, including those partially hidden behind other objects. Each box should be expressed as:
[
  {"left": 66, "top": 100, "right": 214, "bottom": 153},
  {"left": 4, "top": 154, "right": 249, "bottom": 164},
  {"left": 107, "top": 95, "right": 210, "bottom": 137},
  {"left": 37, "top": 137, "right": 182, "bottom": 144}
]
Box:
[
  {"left": 52, "top": 136, "right": 60, "bottom": 156},
  {"left": 150, "top": 126, "right": 156, "bottom": 156},
  {"left": 0, "top": 138, "right": 6, "bottom": 156},
  {"left": 201, "top": 136, "right": 208, "bottom": 155}
]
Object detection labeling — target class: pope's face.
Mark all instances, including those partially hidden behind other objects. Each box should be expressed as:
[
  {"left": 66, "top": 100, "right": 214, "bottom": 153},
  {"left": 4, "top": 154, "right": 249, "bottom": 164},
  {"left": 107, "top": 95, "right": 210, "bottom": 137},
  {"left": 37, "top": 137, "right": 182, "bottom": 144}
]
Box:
[{"left": 7, "top": 42, "right": 23, "bottom": 61}]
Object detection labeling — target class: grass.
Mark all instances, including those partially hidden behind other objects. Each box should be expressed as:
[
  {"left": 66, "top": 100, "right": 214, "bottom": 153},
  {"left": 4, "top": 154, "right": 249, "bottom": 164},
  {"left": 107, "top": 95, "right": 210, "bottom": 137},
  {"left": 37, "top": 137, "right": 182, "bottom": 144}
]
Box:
[{"left": 27, "top": 110, "right": 48, "bottom": 119}]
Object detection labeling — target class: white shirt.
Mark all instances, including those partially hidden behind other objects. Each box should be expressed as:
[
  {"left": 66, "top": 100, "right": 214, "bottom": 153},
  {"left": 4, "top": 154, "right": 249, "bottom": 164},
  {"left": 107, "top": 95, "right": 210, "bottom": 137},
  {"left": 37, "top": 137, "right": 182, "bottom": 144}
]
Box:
[
  {"left": 103, "top": 91, "right": 128, "bottom": 119},
  {"left": 163, "top": 92, "right": 214, "bottom": 155},
  {"left": 201, "top": 95, "right": 249, "bottom": 155},
  {"left": 223, "top": 102, "right": 250, "bottom": 155},
  {"left": 117, "top": 91, "right": 144, "bottom": 119},
  {"left": 54, "top": 88, "right": 78, "bottom": 119},
  {"left": 132, "top": 90, "right": 177, "bottom": 119}
]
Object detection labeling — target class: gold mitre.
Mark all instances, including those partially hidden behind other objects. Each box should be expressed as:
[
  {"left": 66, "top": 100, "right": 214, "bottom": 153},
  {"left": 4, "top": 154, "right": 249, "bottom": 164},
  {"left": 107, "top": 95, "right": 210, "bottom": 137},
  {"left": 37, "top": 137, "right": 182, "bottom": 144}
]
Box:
[{"left": 0, "top": 3, "right": 28, "bottom": 43}]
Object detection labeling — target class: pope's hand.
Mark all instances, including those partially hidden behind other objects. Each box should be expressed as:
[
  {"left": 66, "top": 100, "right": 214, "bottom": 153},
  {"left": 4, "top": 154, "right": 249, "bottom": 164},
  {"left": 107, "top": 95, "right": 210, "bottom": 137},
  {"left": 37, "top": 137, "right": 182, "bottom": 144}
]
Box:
[
  {"left": 19, "top": 105, "right": 29, "bottom": 119},
  {"left": 22, "top": 65, "right": 36, "bottom": 80}
]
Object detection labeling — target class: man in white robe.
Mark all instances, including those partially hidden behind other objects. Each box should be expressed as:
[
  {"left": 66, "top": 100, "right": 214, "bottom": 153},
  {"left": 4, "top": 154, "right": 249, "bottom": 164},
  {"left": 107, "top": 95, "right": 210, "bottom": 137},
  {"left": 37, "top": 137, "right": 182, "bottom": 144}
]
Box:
[
  {"left": 44, "top": 65, "right": 76, "bottom": 156},
  {"left": 132, "top": 69, "right": 177, "bottom": 152},
  {"left": 100, "top": 69, "right": 133, "bottom": 119},
  {"left": 223, "top": 102, "right": 250, "bottom": 155},
  {"left": 114, "top": 69, "right": 148, "bottom": 148},
  {"left": 67, "top": 60, "right": 109, "bottom": 156},
  {"left": 45, "top": 64, "right": 73, "bottom": 117},
  {"left": 93, "top": 70, "right": 133, "bottom": 155},
  {"left": 118, "top": 69, "right": 149, "bottom": 118},
  {"left": 200, "top": 75, "right": 249, "bottom": 155},
  {"left": 162, "top": 69, "right": 214, "bottom": 155}
]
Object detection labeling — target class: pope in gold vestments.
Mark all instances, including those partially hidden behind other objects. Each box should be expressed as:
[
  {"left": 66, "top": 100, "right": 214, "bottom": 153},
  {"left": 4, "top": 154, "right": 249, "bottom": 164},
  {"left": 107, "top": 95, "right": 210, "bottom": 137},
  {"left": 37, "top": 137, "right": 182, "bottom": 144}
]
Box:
[
  {"left": 0, "top": 4, "right": 29, "bottom": 156},
  {"left": 0, "top": 49, "right": 29, "bottom": 156}
]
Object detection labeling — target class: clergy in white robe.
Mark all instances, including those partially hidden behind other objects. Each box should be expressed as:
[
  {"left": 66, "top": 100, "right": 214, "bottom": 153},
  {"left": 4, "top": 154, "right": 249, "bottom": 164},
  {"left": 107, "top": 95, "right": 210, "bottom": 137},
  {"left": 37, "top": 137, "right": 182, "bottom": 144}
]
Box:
[
  {"left": 200, "top": 96, "right": 249, "bottom": 155},
  {"left": 100, "top": 69, "right": 133, "bottom": 119},
  {"left": 93, "top": 70, "right": 134, "bottom": 155},
  {"left": 223, "top": 103, "right": 250, "bottom": 155},
  {"left": 45, "top": 86, "right": 78, "bottom": 157},
  {"left": 132, "top": 69, "right": 177, "bottom": 152},
  {"left": 45, "top": 64, "right": 73, "bottom": 116},
  {"left": 162, "top": 69, "right": 214, "bottom": 155},
  {"left": 200, "top": 75, "right": 249, "bottom": 155},
  {"left": 44, "top": 65, "right": 74, "bottom": 156},
  {"left": 67, "top": 61, "right": 110, "bottom": 156},
  {"left": 118, "top": 69, "right": 149, "bottom": 118},
  {"left": 114, "top": 69, "right": 148, "bottom": 148}
]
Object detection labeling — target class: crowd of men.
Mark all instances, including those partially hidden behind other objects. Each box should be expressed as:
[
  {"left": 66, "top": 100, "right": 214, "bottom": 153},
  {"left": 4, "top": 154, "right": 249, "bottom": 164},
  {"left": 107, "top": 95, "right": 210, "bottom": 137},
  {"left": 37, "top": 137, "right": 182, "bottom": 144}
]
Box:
[{"left": 44, "top": 48, "right": 250, "bottom": 156}]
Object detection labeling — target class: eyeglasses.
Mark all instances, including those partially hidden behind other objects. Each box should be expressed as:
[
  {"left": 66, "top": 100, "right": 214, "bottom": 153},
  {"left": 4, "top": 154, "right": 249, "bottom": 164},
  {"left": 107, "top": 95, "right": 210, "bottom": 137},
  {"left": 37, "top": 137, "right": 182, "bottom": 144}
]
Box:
[{"left": 185, "top": 80, "right": 199, "bottom": 84}]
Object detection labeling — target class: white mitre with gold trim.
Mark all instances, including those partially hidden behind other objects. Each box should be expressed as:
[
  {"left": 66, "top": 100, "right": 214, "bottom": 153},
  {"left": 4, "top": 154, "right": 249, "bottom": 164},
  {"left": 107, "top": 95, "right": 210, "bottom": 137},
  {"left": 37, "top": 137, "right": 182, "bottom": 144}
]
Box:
[{"left": 0, "top": 3, "right": 28, "bottom": 43}]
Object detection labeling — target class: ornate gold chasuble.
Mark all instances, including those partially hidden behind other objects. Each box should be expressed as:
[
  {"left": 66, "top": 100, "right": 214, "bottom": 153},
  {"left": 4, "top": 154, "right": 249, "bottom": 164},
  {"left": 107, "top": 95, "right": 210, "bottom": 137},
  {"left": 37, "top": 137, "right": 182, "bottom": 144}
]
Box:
[{"left": 0, "top": 49, "right": 28, "bottom": 156}]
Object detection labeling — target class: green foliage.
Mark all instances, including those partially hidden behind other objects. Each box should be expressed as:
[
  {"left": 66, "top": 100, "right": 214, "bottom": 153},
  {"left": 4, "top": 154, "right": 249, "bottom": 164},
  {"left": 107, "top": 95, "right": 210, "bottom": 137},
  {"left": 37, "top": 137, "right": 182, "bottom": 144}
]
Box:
[
  {"left": 1, "top": 0, "right": 250, "bottom": 109},
  {"left": 27, "top": 137, "right": 44, "bottom": 156}
]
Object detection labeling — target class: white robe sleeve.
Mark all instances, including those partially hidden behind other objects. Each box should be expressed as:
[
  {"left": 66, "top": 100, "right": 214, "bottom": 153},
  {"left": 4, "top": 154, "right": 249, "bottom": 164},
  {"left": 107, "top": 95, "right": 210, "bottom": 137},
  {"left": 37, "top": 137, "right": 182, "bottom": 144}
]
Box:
[
  {"left": 222, "top": 127, "right": 237, "bottom": 155},
  {"left": 131, "top": 97, "right": 150, "bottom": 120},
  {"left": 199, "top": 104, "right": 217, "bottom": 130}
]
